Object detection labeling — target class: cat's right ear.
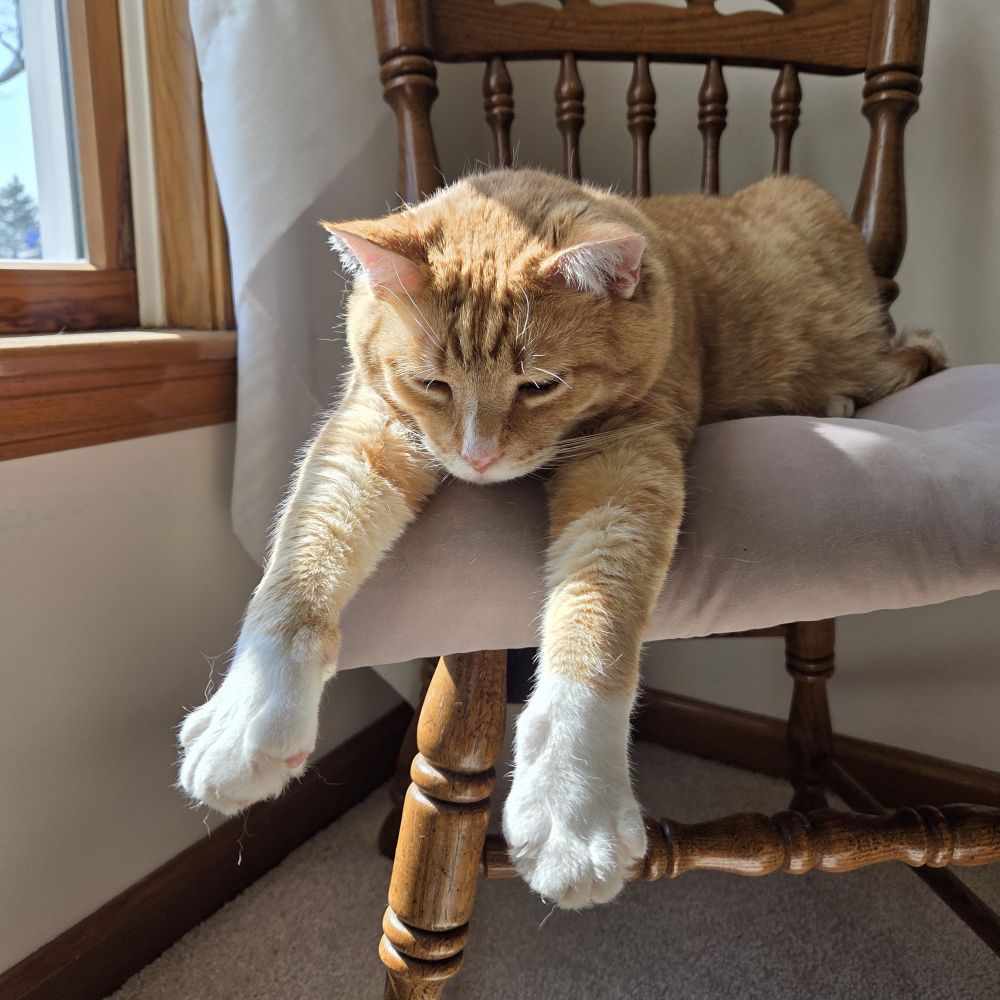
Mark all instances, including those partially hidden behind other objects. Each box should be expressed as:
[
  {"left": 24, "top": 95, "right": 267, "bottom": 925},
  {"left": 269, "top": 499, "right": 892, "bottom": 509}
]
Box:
[
  {"left": 539, "top": 228, "right": 646, "bottom": 299},
  {"left": 321, "top": 222, "right": 427, "bottom": 298}
]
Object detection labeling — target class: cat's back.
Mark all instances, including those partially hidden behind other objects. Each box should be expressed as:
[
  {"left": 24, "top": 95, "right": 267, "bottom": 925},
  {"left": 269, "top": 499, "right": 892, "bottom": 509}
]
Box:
[
  {"left": 730, "top": 175, "right": 870, "bottom": 266},
  {"left": 639, "top": 176, "right": 887, "bottom": 419},
  {"left": 638, "top": 175, "right": 877, "bottom": 313},
  {"left": 640, "top": 175, "right": 860, "bottom": 257}
]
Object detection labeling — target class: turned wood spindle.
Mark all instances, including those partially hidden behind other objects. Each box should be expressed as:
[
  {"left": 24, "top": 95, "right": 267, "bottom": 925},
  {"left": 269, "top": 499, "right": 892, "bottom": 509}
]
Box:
[
  {"left": 822, "top": 757, "right": 1000, "bottom": 955},
  {"left": 483, "top": 56, "right": 514, "bottom": 168},
  {"left": 697, "top": 57, "right": 727, "bottom": 195},
  {"left": 380, "top": 651, "right": 506, "bottom": 1000},
  {"left": 785, "top": 619, "right": 835, "bottom": 813},
  {"left": 555, "top": 53, "right": 585, "bottom": 181},
  {"left": 851, "top": 65, "right": 922, "bottom": 311},
  {"left": 770, "top": 63, "right": 801, "bottom": 175},
  {"left": 483, "top": 802, "right": 1000, "bottom": 882},
  {"left": 640, "top": 804, "right": 1000, "bottom": 881},
  {"left": 850, "top": 0, "right": 929, "bottom": 312},
  {"left": 627, "top": 55, "right": 656, "bottom": 197},
  {"left": 379, "top": 51, "right": 442, "bottom": 205}
]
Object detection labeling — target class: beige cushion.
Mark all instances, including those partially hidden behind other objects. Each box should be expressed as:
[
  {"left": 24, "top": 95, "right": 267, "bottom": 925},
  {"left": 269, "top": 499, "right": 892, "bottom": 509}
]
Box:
[{"left": 339, "top": 365, "right": 1000, "bottom": 669}]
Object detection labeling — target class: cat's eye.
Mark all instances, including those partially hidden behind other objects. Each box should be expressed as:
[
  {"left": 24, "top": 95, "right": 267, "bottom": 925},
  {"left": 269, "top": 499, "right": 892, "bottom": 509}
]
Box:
[
  {"left": 517, "top": 379, "right": 563, "bottom": 402},
  {"left": 420, "top": 379, "right": 452, "bottom": 397}
]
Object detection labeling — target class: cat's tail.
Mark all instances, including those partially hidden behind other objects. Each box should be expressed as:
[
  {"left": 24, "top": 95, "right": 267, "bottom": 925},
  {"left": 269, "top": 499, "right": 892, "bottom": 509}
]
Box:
[{"left": 863, "top": 327, "right": 947, "bottom": 402}]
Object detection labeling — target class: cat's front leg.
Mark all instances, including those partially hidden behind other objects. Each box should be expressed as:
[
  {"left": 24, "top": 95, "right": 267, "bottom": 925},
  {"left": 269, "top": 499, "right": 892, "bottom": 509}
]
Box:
[
  {"left": 504, "top": 431, "right": 686, "bottom": 908},
  {"left": 178, "top": 382, "right": 438, "bottom": 814}
]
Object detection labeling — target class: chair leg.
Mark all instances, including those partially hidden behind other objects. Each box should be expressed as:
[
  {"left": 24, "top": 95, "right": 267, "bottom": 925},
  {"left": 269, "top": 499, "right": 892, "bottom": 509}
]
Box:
[
  {"left": 785, "top": 620, "right": 835, "bottom": 812},
  {"left": 378, "top": 658, "right": 436, "bottom": 859},
  {"left": 379, "top": 650, "right": 507, "bottom": 1000}
]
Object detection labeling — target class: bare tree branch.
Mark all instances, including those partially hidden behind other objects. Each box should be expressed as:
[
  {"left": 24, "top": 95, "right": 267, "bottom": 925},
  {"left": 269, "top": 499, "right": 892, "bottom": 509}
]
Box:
[{"left": 0, "top": 0, "right": 24, "bottom": 86}]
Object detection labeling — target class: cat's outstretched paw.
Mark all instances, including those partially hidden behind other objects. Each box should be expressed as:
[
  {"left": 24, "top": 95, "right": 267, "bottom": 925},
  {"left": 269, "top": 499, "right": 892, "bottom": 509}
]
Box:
[
  {"left": 178, "top": 633, "right": 324, "bottom": 815},
  {"left": 503, "top": 678, "right": 646, "bottom": 908},
  {"left": 504, "top": 780, "right": 647, "bottom": 908}
]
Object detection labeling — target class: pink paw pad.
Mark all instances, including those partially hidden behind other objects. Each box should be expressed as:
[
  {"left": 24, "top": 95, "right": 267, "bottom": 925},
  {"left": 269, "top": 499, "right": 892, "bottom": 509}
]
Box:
[{"left": 285, "top": 751, "right": 308, "bottom": 768}]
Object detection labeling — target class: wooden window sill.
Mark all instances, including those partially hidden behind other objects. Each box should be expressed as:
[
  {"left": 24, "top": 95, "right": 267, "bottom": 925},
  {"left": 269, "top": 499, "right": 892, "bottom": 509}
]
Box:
[
  {"left": 0, "top": 266, "right": 139, "bottom": 336},
  {"left": 0, "top": 330, "right": 236, "bottom": 461}
]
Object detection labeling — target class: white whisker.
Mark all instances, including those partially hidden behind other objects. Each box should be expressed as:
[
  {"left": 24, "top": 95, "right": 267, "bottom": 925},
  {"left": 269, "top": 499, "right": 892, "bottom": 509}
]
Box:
[
  {"left": 530, "top": 367, "right": 569, "bottom": 388},
  {"left": 548, "top": 421, "right": 670, "bottom": 459},
  {"left": 517, "top": 288, "right": 532, "bottom": 344},
  {"left": 384, "top": 263, "right": 445, "bottom": 351},
  {"left": 613, "top": 388, "right": 700, "bottom": 422}
]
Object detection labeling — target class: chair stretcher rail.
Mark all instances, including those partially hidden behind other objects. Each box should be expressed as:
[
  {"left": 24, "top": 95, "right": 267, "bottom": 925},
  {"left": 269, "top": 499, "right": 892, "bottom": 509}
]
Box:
[{"left": 482, "top": 803, "right": 1000, "bottom": 881}]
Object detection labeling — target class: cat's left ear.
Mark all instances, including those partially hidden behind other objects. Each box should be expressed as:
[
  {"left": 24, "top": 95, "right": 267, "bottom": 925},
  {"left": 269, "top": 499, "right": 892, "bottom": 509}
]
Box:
[
  {"left": 321, "top": 221, "right": 427, "bottom": 297},
  {"left": 540, "top": 229, "right": 646, "bottom": 299}
]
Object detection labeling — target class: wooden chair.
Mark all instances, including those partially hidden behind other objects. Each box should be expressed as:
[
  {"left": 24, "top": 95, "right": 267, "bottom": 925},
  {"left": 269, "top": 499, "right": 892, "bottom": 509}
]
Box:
[{"left": 368, "top": 2, "right": 1000, "bottom": 996}]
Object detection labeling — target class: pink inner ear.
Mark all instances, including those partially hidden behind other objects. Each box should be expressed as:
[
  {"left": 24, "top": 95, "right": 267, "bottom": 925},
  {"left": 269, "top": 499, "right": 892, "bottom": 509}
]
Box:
[
  {"left": 543, "top": 231, "right": 646, "bottom": 299},
  {"left": 324, "top": 226, "right": 426, "bottom": 297}
]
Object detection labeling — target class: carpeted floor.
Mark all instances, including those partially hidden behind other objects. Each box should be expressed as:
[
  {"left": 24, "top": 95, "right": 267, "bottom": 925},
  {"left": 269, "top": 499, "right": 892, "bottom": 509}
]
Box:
[{"left": 110, "top": 742, "right": 1000, "bottom": 999}]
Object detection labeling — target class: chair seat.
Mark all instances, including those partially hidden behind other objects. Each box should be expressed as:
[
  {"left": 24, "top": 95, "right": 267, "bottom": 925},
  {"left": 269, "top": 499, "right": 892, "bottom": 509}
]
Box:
[{"left": 339, "top": 365, "right": 1000, "bottom": 669}]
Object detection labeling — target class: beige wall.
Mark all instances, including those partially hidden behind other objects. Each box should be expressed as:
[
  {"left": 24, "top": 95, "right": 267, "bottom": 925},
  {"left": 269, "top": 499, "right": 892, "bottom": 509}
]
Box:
[
  {"left": 642, "top": 594, "right": 1000, "bottom": 772},
  {"left": 0, "top": 426, "right": 400, "bottom": 971}
]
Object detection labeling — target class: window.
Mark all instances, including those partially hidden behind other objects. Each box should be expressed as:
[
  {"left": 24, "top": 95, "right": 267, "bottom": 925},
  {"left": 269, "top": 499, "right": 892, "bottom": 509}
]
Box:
[
  {"left": 0, "top": 0, "right": 235, "bottom": 460},
  {"left": 1, "top": 0, "right": 83, "bottom": 261},
  {"left": 0, "top": 0, "right": 137, "bottom": 334}
]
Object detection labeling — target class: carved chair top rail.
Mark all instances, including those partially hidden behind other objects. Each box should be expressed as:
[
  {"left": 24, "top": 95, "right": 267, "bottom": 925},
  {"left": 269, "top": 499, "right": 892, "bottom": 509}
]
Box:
[
  {"left": 376, "top": 0, "right": 927, "bottom": 77},
  {"left": 374, "top": 0, "right": 930, "bottom": 307}
]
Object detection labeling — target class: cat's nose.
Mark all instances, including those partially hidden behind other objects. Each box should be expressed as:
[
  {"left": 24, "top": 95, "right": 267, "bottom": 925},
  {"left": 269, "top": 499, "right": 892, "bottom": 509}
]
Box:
[{"left": 462, "top": 440, "right": 501, "bottom": 472}]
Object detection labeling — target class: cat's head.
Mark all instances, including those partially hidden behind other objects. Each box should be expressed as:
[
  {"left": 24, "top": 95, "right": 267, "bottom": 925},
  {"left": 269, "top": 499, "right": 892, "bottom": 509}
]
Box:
[{"left": 323, "top": 169, "right": 669, "bottom": 483}]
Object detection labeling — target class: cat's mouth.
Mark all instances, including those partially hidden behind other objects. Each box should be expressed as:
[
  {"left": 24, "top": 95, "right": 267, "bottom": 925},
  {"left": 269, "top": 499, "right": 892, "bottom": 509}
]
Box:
[
  {"left": 435, "top": 445, "right": 556, "bottom": 485},
  {"left": 444, "top": 454, "right": 525, "bottom": 484}
]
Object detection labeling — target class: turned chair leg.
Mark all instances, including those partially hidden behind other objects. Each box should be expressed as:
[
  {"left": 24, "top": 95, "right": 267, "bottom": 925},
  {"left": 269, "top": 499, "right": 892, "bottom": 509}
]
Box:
[
  {"left": 380, "top": 650, "right": 507, "bottom": 1000},
  {"left": 378, "top": 658, "right": 436, "bottom": 858},
  {"left": 785, "top": 619, "right": 835, "bottom": 812}
]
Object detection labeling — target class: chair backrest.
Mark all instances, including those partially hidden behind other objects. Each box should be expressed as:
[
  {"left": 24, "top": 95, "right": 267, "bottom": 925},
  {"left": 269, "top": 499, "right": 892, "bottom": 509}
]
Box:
[{"left": 371, "top": 0, "right": 930, "bottom": 312}]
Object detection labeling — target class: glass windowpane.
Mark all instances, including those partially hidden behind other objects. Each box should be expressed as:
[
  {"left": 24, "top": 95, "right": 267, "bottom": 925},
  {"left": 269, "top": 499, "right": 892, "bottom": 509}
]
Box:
[{"left": 0, "top": 0, "right": 84, "bottom": 261}]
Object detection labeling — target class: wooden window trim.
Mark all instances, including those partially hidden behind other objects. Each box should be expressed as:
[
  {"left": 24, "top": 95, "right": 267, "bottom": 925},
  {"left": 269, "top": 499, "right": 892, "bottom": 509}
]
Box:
[
  {"left": 0, "top": 0, "right": 139, "bottom": 335},
  {"left": 69, "top": 0, "right": 133, "bottom": 274},
  {"left": 0, "top": 330, "right": 236, "bottom": 460},
  {"left": 0, "top": 0, "right": 238, "bottom": 462},
  {"left": 145, "top": 0, "right": 234, "bottom": 331}
]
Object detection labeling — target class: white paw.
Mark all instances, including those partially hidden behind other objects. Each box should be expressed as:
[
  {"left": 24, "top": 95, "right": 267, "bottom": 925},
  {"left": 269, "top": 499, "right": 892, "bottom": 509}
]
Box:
[
  {"left": 503, "top": 676, "right": 646, "bottom": 909},
  {"left": 826, "top": 394, "right": 856, "bottom": 418},
  {"left": 178, "top": 632, "right": 325, "bottom": 815}
]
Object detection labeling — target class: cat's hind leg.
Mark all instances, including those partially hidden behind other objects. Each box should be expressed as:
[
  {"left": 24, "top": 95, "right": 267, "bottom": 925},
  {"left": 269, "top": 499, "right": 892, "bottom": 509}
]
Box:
[
  {"left": 825, "top": 394, "right": 856, "bottom": 418},
  {"left": 862, "top": 327, "right": 947, "bottom": 402},
  {"left": 178, "top": 384, "right": 438, "bottom": 814}
]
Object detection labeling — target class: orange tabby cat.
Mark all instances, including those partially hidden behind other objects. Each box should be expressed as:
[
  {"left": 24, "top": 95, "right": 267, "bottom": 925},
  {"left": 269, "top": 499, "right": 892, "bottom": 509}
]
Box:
[{"left": 178, "top": 169, "right": 943, "bottom": 907}]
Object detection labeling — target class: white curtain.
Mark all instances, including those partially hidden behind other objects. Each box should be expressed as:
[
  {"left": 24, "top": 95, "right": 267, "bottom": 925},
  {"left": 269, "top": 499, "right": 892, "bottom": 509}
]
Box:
[
  {"left": 190, "top": 0, "right": 423, "bottom": 701},
  {"left": 189, "top": 0, "right": 393, "bottom": 558}
]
